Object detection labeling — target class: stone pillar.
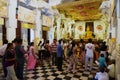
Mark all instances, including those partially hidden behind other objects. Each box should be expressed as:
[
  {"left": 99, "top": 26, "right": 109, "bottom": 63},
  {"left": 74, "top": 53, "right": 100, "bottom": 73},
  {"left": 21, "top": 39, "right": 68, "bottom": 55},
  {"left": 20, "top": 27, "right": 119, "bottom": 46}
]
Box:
[
  {"left": 116, "top": 0, "right": 120, "bottom": 79},
  {"left": 117, "top": 18, "right": 120, "bottom": 43},
  {"left": 34, "top": 9, "right": 42, "bottom": 54},
  {"left": 116, "top": 18, "right": 120, "bottom": 80},
  {"left": 6, "top": 0, "right": 17, "bottom": 42},
  {"left": 56, "top": 17, "right": 61, "bottom": 40},
  {"left": 48, "top": 16, "right": 54, "bottom": 43},
  {"left": 111, "top": 27, "right": 116, "bottom": 38}
]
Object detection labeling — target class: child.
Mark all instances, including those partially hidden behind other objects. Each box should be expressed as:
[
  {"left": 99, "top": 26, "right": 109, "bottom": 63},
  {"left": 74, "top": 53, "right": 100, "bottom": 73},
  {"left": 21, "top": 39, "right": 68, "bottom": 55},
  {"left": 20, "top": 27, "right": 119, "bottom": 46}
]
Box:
[
  {"left": 94, "top": 67, "right": 109, "bottom": 80},
  {"left": 98, "top": 54, "right": 107, "bottom": 68}
]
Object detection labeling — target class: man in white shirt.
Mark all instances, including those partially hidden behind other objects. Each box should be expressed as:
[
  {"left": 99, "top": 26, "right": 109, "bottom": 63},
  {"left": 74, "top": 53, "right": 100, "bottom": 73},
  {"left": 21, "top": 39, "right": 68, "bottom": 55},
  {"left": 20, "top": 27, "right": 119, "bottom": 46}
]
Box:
[
  {"left": 95, "top": 67, "right": 109, "bottom": 80},
  {"left": 0, "top": 40, "right": 8, "bottom": 56},
  {"left": 108, "top": 60, "right": 115, "bottom": 79},
  {"left": 85, "top": 39, "right": 95, "bottom": 71},
  {"left": 0, "top": 39, "right": 8, "bottom": 77}
]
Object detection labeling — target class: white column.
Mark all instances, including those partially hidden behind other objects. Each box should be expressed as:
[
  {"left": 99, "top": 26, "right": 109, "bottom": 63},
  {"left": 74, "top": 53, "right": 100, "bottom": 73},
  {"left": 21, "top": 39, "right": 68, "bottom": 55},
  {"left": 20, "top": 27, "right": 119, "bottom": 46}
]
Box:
[
  {"left": 34, "top": 9, "right": 42, "bottom": 41},
  {"left": 117, "top": 18, "right": 120, "bottom": 43},
  {"left": 116, "top": 18, "right": 120, "bottom": 80},
  {"left": 56, "top": 18, "right": 61, "bottom": 40},
  {"left": 6, "top": 0, "right": 17, "bottom": 42},
  {"left": 111, "top": 27, "right": 116, "bottom": 38},
  {"left": 34, "top": 9, "right": 42, "bottom": 53},
  {"left": 48, "top": 15, "right": 54, "bottom": 43},
  {"left": 116, "top": 0, "right": 120, "bottom": 79}
]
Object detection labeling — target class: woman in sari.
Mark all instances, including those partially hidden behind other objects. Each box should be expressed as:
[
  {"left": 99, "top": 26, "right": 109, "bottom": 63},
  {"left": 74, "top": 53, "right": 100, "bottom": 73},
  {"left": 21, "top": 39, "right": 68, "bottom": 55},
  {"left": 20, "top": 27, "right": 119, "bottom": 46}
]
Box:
[
  {"left": 5, "top": 43, "right": 18, "bottom": 80},
  {"left": 26, "top": 42, "right": 36, "bottom": 70}
]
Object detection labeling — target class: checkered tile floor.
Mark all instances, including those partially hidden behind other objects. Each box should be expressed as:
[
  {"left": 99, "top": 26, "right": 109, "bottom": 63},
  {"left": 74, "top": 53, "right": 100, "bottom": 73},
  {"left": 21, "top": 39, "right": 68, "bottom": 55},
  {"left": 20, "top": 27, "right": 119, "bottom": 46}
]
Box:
[{"left": 0, "top": 59, "right": 98, "bottom": 80}]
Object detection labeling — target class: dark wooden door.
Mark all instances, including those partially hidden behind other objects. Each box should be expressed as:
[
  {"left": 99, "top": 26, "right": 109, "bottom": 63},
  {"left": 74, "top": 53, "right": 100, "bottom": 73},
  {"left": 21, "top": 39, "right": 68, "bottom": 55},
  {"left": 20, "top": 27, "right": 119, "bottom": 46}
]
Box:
[{"left": 42, "top": 31, "right": 47, "bottom": 40}]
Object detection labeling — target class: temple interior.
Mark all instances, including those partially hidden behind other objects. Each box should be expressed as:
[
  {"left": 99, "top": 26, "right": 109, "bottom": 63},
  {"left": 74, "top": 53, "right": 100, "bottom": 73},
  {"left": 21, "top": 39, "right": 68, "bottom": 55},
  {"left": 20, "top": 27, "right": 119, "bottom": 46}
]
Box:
[{"left": 0, "top": 0, "right": 120, "bottom": 80}]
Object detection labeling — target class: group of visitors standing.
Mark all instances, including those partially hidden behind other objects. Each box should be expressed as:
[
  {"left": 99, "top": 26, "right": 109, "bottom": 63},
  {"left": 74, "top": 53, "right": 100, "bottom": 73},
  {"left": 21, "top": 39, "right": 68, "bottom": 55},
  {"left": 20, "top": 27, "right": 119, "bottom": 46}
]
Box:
[
  {"left": 38, "top": 39, "right": 63, "bottom": 71},
  {"left": 0, "top": 38, "right": 115, "bottom": 80},
  {"left": 40, "top": 38, "right": 114, "bottom": 80},
  {"left": 0, "top": 38, "right": 37, "bottom": 80}
]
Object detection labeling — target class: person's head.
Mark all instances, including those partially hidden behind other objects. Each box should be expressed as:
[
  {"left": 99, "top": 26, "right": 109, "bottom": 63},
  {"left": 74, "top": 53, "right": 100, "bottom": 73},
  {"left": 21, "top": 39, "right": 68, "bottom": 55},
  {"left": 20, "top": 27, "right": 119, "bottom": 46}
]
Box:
[
  {"left": 58, "top": 40, "right": 61, "bottom": 44},
  {"left": 6, "top": 43, "right": 13, "bottom": 50},
  {"left": 17, "top": 38, "right": 23, "bottom": 45},
  {"left": 111, "top": 60, "right": 115, "bottom": 64},
  {"left": 12, "top": 38, "right": 18, "bottom": 46},
  {"left": 80, "top": 39, "right": 84, "bottom": 43},
  {"left": 88, "top": 39, "right": 92, "bottom": 43},
  {"left": 30, "top": 42, "right": 34, "bottom": 46},
  {"left": 3, "top": 39, "right": 8, "bottom": 45},
  {"left": 53, "top": 39, "right": 57, "bottom": 43},
  {"left": 99, "top": 67, "right": 105, "bottom": 73},
  {"left": 46, "top": 40, "right": 49, "bottom": 44},
  {"left": 38, "top": 41, "right": 42, "bottom": 46},
  {"left": 102, "top": 41, "right": 106, "bottom": 45},
  {"left": 100, "top": 54, "right": 104, "bottom": 57}
]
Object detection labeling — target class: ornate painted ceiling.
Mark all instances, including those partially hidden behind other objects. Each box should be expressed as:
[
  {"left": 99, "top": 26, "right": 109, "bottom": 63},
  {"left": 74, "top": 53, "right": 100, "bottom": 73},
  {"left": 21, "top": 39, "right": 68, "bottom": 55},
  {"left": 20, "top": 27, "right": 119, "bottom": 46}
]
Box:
[{"left": 55, "top": 0, "right": 104, "bottom": 21}]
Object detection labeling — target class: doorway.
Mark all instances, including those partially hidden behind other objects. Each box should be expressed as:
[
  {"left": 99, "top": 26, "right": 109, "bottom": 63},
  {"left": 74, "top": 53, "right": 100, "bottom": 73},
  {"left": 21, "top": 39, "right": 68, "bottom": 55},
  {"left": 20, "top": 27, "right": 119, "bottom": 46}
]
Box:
[
  {"left": 85, "top": 22, "right": 94, "bottom": 32},
  {"left": 42, "top": 31, "right": 47, "bottom": 40}
]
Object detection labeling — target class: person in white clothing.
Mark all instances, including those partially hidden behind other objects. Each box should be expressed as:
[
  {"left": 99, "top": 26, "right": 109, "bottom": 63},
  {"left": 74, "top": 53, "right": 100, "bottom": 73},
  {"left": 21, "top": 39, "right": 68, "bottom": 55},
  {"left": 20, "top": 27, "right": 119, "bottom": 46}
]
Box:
[
  {"left": 5, "top": 43, "right": 18, "bottom": 80},
  {"left": 107, "top": 60, "right": 115, "bottom": 79},
  {"left": 85, "top": 39, "right": 95, "bottom": 71},
  {"left": 0, "top": 39, "right": 8, "bottom": 77},
  {"left": 94, "top": 67, "right": 109, "bottom": 80}
]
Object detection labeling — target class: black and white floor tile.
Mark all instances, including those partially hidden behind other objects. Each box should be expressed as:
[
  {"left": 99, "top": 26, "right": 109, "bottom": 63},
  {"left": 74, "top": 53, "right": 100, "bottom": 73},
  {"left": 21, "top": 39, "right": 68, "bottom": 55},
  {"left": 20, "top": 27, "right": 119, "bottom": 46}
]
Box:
[{"left": 0, "top": 59, "right": 98, "bottom": 80}]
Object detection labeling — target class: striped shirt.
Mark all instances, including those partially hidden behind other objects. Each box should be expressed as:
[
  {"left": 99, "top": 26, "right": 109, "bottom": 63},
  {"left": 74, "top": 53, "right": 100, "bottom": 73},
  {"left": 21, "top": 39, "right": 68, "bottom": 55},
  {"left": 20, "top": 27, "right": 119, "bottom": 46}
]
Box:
[{"left": 51, "top": 43, "right": 57, "bottom": 53}]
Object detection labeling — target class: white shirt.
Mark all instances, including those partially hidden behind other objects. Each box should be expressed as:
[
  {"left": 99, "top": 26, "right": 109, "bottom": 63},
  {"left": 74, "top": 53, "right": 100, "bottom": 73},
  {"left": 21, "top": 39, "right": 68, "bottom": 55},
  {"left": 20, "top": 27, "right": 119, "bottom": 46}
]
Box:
[
  {"left": 95, "top": 72, "right": 109, "bottom": 80},
  {"left": 108, "top": 64, "right": 115, "bottom": 78},
  {"left": 0, "top": 44, "right": 7, "bottom": 56},
  {"left": 85, "top": 43, "right": 95, "bottom": 58}
]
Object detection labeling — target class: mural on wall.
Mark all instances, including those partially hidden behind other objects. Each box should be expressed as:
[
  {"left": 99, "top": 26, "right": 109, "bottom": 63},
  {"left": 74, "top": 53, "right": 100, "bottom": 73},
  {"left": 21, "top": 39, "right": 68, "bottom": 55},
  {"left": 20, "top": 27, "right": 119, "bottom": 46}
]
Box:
[
  {"left": 96, "top": 25, "right": 103, "bottom": 31},
  {"left": 18, "top": 6, "right": 36, "bottom": 24},
  {"left": 74, "top": 22, "right": 85, "bottom": 39},
  {"left": 77, "top": 26, "right": 83, "bottom": 31},
  {"left": 42, "top": 15, "right": 53, "bottom": 27},
  {"left": 94, "top": 20, "right": 107, "bottom": 40}
]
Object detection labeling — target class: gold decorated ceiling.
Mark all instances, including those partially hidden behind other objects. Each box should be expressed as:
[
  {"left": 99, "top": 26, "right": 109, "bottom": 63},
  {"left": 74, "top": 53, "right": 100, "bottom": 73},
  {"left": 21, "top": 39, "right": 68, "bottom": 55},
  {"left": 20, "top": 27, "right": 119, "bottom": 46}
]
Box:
[{"left": 56, "top": 0, "right": 104, "bottom": 21}]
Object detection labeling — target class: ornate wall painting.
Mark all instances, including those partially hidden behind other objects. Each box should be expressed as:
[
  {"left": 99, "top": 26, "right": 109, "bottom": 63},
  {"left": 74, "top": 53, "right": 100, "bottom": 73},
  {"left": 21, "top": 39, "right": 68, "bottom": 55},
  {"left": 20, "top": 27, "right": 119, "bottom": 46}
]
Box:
[
  {"left": 42, "top": 15, "right": 52, "bottom": 27},
  {"left": 96, "top": 25, "right": 103, "bottom": 31},
  {"left": 18, "top": 6, "right": 36, "bottom": 24},
  {"left": 77, "top": 26, "right": 83, "bottom": 31}
]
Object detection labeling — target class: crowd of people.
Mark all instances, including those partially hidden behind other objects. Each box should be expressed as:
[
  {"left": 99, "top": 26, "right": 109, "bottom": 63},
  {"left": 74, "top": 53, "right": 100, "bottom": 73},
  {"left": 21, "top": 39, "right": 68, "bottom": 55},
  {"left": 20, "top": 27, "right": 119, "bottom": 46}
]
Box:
[
  {"left": 38, "top": 38, "right": 115, "bottom": 80},
  {"left": 0, "top": 38, "right": 36, "bottom": 80},
  {"left": 0, "top": 38, "right": 115, "bottom": 80}
]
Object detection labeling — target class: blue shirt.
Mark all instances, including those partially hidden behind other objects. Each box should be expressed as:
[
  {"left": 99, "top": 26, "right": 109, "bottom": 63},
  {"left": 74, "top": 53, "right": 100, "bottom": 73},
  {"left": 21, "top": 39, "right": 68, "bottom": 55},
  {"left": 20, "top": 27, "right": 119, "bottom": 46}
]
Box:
[
  {"left": 98, "top": 57, "right": 107, "bottom": 67},
  {"left": 57, "top": 44, "right": 63, "bottom": 57}
]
